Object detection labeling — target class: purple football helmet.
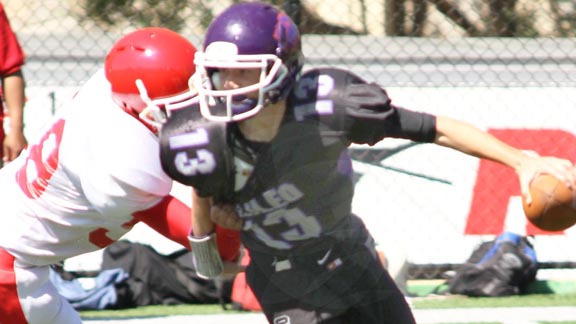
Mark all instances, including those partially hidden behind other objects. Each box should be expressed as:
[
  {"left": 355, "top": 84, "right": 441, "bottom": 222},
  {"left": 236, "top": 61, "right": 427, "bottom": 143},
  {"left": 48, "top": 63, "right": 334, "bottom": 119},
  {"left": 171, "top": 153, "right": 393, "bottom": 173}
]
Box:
[{"left": 193, "top": 2, "right": 304, "bottom": 121}]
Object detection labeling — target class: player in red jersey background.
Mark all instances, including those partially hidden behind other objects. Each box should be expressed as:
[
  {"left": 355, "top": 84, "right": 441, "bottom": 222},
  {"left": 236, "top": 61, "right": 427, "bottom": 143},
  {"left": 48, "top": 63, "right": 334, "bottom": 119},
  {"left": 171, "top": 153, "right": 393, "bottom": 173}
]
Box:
[{"left": 0, "top": 1, "right": 27, "bottom": 165}]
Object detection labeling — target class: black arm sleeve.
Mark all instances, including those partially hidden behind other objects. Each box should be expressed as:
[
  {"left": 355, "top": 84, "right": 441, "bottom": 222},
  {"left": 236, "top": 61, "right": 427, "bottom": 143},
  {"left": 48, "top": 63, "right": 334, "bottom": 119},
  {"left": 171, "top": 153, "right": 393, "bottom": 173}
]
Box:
[
  {"left": 378, "top": 105, "right": 437, "bottom": 143},
  {"left": 343, "top": 105, "right": 436, "bottom": 145}
]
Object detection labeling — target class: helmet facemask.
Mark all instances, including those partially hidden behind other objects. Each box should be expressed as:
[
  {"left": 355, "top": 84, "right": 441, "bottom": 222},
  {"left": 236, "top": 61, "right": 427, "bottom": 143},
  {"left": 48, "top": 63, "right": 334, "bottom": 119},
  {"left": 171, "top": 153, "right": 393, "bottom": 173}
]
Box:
[
  {"left": 193, "top": 42, "right": 289, "bottom": 122},
  {"left": 135, "top": 78, "right": 198, "bottom": 132}
]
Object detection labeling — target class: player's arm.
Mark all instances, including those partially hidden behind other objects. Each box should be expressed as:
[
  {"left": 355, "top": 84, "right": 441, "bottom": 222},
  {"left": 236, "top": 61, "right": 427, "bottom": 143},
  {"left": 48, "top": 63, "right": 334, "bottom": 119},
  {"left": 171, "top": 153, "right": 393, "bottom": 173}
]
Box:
[
  {"left": 345, "top": 93, "right": 575, "bottom": 202},
  {"left": 133, "top": 194, "right": 241, "bottom": 262},
  {"left": 159, "top": 105, "right": 236, "bottom": 278},
  {"left": 0, "top": 6, "right": 27, "bottom": 162},
  {"left": 189, "top": 194, "right": 243, "bottom": 276},
  {"left": 188, "top": 190, "right": 225, "bottom": 278},
  {"left": 327, "top": 75, "right": 574, "bottom": 201},
  {"left": 133, "top": 195, "right": 192, "bottom": 248},
  {"left": 434, "top": 115, "right": 576, "bottom": 202},
  {"left": 191, "top": 191, "right": 213, "bottom": 236},
  {"left": 2, "top": 70, "right": 26, "bottom": 162},
  {"left": 300, "top": 68, "right": 436, "bottom": 145}
]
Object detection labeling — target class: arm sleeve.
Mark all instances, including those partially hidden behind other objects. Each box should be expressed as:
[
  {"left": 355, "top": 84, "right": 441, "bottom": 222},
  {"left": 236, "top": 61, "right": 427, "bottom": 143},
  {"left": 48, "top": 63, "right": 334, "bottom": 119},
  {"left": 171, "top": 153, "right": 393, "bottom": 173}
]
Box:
[
  {"left": 134, "top": 195, "right": 241, "bottom": 261},
  {"left": 342, "top": 104, "right": 437, "bottom": 145},
  {"left": 376, "top": 105, "right": 437, "bottom": 143},
  {"left": 214, "top": 225, "right": 241, "bottom": 262},
  {"left": 133, "top": 195, "right": 192, "bottom": 249},
  {"left": 0, "top": 4, "right": 24, "bottom": 76}
]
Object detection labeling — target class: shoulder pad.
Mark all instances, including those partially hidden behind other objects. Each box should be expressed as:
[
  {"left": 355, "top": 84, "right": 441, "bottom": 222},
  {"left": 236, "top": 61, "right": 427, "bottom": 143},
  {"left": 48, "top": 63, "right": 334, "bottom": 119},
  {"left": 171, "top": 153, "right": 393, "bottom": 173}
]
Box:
[
  {"left": 159, "top": 105, "right": 233, "bottom": 200},
  {"left": 289, "top": 68, "right": 367, "bottom": 120},
  {"left": 289, "top": 68, "right": 393, "bottom": 144}
]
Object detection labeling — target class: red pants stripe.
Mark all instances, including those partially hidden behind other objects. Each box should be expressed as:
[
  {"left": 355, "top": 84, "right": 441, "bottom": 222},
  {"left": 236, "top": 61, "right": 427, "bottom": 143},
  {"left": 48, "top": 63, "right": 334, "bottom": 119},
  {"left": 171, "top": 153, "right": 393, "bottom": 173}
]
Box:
[{"left": 0, "top": 248, "right": 28, "bottom": 324}]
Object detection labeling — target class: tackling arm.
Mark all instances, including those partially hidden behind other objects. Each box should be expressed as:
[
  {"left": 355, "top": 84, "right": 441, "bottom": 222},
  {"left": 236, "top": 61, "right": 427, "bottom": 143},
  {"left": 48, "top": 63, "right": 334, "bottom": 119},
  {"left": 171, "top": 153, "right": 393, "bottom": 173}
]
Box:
[
  {"left": 133, "top": 195, "right": 191, "bottom": 248},
  {"left": 133, "top": 194, "right": 241, "bottom": 262}
]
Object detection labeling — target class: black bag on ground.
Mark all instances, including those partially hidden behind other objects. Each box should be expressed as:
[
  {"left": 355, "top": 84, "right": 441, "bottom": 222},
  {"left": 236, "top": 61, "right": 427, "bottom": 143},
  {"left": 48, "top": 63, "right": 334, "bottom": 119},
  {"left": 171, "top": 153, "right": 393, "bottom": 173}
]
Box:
[
  {"left": 446, "top": 232, "right": 538, "bottom": 297},
  {"left": 101, "top": 240, "right": 231, "bottom": 307}
]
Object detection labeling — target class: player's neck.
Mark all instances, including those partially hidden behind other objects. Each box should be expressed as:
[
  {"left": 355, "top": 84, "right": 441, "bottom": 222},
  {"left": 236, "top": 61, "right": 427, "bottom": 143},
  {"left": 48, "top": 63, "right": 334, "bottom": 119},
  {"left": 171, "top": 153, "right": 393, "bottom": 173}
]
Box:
[{"left": 238, "top": 101, "right": 286, "bottom": 142}]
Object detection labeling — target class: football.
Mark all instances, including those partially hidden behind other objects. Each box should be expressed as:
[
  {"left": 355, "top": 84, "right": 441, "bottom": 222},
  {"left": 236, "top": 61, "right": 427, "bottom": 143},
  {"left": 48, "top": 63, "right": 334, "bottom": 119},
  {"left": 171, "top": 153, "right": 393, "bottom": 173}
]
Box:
[{"left": 522, "top": 174, "right": 576, "bottom": 231}]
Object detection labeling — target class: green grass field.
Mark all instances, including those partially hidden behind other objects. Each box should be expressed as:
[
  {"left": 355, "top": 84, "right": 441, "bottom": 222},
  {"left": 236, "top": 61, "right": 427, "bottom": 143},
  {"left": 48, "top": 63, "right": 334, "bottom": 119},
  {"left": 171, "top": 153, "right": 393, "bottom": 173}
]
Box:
[
  {"left": 78, "top": 276, "right": 576, "bottom": 323},
  {"left": 413, "top": 293, "right": 576, "bottom": 308},
  {"left": 79, "top": 292, "right": 576, "bottom": 320},
  {"left": 408, "top": 279, "right": 576, "bottom": 308}
]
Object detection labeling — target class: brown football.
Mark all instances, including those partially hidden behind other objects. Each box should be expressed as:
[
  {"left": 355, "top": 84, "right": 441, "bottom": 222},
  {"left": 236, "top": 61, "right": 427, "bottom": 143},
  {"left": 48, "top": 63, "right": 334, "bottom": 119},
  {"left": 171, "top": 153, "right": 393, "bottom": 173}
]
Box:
[{"left": 522, "top": 174, "right": 576, "bottom": 231}]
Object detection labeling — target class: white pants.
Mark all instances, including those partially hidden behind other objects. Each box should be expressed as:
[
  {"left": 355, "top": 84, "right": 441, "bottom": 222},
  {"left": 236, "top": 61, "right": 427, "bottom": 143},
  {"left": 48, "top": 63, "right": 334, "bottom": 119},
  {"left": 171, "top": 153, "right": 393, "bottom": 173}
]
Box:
[{"left": 0, "top": 248, "right": 81, "bottom": 324}]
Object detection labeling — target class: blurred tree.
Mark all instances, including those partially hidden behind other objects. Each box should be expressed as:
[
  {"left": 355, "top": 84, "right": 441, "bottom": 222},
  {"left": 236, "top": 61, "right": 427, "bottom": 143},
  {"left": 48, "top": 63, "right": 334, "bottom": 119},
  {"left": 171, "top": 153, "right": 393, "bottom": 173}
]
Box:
[
  {"left": 279, "top": 0, "right": 360, "bottom": 34},
  {"left": 486, "top": 0, "right": 517, "bottom": 36},
  {"left": 386, "top": 0, "right": 548, "bottom": 37},
  {"left": 550, "top": 0, "right": 576, "bottom": 37},
  {"left": 427, "top": 0, "right": 482, "bottom": 36},
  {"left": 80, "top": 0, "right": 199, "bottom": 31},
  {"left": 80, "top": 0, "right": 359, "bottom": 35},
  {"left": 386, "top": 0, "right": 406, "bottom": 35},
  {"left": 77, "top": 0, "right": 576, "bottom": 37}
]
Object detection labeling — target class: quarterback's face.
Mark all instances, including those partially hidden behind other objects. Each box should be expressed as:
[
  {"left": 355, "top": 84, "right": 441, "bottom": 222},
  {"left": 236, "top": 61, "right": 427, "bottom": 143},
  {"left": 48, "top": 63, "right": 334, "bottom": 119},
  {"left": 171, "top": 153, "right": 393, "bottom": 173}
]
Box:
[{"left": 218, "top": 68, "right": 261, "bottom": 100}]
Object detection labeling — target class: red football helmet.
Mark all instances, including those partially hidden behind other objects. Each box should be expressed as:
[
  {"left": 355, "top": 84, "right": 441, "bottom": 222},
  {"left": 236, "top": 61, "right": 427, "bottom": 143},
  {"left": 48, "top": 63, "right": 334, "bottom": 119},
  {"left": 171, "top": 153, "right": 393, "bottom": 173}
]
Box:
[{"left": 105, "top": 27, "right": 197, "bottom": 133}]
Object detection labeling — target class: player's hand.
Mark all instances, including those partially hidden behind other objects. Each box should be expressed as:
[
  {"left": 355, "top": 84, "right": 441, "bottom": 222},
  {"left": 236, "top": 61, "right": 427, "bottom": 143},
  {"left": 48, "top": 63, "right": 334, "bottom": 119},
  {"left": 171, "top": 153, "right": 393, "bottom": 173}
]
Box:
[
  {"left": 517, "top": 151, "right": 576, "bottom": 204},
  {"left": 211, "top": 203, "right": 243, "bottom": 231},
  {"left": 3, "top": 131, "right": 27, "bottom": 163}
]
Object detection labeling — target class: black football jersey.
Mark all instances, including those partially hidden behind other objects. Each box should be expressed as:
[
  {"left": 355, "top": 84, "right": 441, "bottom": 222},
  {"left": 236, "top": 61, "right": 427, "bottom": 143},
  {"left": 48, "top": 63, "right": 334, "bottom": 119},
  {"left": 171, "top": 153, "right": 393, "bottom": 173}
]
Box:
[{"left": 160, "top": 67, "right": 436, "bottom": 255}]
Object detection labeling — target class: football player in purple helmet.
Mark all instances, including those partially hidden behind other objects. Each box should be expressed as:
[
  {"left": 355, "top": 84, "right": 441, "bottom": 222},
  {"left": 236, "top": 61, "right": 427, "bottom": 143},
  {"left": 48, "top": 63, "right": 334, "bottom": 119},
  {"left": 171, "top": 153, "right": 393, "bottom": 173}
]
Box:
[
  {"left": 160, "top": 2, "right": 576, "bottom": 323},
  {"left": 192, "top": 1, "right": 303, "bottom": 122}
]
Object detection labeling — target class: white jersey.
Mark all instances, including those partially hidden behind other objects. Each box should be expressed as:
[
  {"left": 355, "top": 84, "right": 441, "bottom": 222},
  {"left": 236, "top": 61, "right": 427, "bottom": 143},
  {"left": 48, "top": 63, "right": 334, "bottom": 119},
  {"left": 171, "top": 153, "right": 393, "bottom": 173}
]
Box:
[{"left": 0, "top": 69, "right": 173, "bottom": 267}]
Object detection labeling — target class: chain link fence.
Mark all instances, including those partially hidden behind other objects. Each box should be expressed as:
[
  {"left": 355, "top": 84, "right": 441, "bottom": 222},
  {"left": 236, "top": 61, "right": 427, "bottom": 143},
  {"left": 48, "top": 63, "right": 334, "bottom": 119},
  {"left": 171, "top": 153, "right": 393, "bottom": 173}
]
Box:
[
  {"left": 6, "top": 0, "right": 576, "bottom": 87},
  {"left": 5, "top": 0, "right": 576, "bottom": 279}
]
